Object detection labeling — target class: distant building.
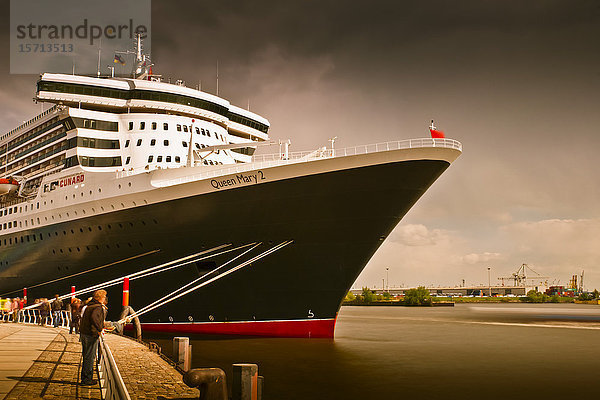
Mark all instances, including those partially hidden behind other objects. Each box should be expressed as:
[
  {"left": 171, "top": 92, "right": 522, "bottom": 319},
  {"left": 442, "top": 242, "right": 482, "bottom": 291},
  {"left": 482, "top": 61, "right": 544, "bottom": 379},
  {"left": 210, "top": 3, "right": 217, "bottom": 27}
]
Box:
[{"left": 350, "top": 286, "right": 534, "bottom": 297}]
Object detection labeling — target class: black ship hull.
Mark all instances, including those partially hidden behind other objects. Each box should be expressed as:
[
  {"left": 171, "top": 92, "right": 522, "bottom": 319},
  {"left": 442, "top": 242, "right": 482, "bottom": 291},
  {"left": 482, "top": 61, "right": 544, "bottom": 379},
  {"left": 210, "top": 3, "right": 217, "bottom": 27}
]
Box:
[{"left": 0, "top": 158, "right": 450, "bottom": 338}]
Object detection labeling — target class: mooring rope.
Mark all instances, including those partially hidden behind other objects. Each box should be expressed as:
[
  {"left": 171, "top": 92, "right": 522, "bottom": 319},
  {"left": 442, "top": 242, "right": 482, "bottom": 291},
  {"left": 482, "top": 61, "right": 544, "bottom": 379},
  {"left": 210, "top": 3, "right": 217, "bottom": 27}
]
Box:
[
  {"left": 119, "top": 240, "right": 293, "bottom": 323},
  {"left": 126, "top": 242, "right": 262, "bottom": 320},
  {"left": 21, "top": 243, "right": 245, "bottom": 310},
  {"left": 0, "top": 249, "right": 161, "bottom": 297}
]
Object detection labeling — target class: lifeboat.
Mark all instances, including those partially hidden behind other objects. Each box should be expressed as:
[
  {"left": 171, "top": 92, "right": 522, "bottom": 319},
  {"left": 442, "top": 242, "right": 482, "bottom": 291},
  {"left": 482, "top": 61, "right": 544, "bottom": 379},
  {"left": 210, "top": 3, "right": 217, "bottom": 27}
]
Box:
[{"left": 0, "top": 178, "right": 19, "bottom": 196}]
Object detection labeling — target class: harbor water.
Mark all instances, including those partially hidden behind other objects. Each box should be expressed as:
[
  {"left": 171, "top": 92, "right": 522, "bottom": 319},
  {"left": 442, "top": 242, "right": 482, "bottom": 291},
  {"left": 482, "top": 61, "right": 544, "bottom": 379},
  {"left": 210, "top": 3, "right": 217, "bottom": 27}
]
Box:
[{"left": 148, "top": 303, "right": 600, "bottom": 399}]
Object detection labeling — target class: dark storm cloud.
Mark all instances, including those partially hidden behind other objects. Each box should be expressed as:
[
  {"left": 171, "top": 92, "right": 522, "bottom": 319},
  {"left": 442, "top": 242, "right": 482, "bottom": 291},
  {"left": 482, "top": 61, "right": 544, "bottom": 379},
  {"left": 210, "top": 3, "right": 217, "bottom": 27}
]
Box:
[{"left": 1, "top": 0, "right": 600, "bottom": 287}]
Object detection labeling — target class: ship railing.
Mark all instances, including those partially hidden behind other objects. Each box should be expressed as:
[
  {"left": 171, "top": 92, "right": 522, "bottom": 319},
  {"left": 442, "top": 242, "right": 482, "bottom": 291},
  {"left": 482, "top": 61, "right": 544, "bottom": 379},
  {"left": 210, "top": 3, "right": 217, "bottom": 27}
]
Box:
[
  {"left": 149, "top": 137, "right": 462, "bottom": 187},
  {"left": 252, "top": 137, "right": 462, "bottom": 163},
  {"left": 2, "top": 104, "right": 60, "bottom": 138},
  {"left": 98, "top": 333, "right": 132, "bottom": 400}
]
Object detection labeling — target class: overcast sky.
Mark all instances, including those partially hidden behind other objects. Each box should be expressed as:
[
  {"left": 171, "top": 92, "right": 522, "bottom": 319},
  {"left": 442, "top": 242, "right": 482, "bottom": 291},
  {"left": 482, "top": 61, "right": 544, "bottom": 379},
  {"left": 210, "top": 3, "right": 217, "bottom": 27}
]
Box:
[{"left": 1, "top": 1, "right": 599, "bottom": 290}]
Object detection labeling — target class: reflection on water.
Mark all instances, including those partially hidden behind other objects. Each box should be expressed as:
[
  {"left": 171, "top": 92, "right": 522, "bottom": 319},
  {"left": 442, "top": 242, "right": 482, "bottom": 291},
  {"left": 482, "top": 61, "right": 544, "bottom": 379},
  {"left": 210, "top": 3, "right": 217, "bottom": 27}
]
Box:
[{"left": 146, "top": 304, "right": 600, "bottom": 399}]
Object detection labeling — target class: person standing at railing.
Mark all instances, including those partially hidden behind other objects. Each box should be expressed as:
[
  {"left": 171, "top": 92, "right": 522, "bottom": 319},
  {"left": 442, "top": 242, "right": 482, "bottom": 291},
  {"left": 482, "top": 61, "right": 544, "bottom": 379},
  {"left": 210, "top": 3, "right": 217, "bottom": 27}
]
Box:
[
  {"left": 11, "top": 298, "right": 19, "bottom": 322},
  {"left": 1, "top": 298, "right": 10, "bottom": 322},
  {"left": 70, "top": 298, "right": 82, "bottom": 334},
  {"left": 79, "top": 289, "right": 108, "bottom": 386},
  {"left": 40, "top": 298, "right": 50, "bottom": 326},
  {"left": 51, "top": 294, "right": 63, "bottom": 327}
]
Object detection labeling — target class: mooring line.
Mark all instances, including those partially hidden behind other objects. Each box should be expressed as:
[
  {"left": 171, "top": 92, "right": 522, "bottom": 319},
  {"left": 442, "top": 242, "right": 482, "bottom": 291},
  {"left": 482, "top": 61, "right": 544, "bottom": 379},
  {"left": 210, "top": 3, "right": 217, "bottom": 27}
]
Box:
[
  {"left": 119, "top": 240, "right": 293, "bottom": 324},
  {"left": 130, "top": 242, "right": 262, "bottom": 319},
  {"left": 22, "top": 243, "right": 233, "bottom": 310},
  {"left": 121, "top": 240, "right": 293, "bottom": 323},
  {"left": 0, "top": 249, "right": 161, "bottom": 297}
]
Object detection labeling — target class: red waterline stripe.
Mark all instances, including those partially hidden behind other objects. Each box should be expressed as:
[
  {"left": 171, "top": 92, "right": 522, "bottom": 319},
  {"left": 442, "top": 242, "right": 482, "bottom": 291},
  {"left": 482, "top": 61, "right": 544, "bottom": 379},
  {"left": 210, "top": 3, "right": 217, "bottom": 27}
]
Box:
[{"left": 137, "top": 318, "right": 337, "bottom": 338}]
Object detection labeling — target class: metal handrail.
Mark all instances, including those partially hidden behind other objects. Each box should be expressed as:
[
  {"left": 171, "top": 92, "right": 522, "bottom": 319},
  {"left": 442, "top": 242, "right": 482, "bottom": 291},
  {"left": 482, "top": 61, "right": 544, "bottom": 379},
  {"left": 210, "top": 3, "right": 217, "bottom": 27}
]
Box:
[
  {"left": 151, "top": 137, "right": 462, "bottom": 187},
  {"left": 252, "top": 137, "right": 463, "bottom": 163},
  {"left": 98, "top": 334, "right": 132, "bottom": 400}
]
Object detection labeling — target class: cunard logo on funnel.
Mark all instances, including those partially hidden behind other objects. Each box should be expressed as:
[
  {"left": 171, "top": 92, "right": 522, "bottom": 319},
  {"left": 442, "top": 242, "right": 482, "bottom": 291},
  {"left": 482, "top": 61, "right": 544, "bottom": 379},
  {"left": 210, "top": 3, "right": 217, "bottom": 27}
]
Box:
[{"left": 9, "top": 0, "right": 151, "bottom": 76}]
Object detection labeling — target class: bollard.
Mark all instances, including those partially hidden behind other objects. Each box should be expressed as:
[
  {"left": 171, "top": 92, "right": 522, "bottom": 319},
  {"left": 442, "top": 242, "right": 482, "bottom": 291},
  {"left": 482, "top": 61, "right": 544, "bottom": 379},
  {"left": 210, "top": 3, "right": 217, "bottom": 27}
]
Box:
[
  {"left": 173, "top": 337, "right": 191, "bottom": 372},
  {"left": 232, "top": 363, "right": 259, "bottom": 400},
  {"left": 183, "top": 368, "right": 228, "bottom": 400},
  {"left": 71, "top": 285, "right": 76, "bottom": 300}
]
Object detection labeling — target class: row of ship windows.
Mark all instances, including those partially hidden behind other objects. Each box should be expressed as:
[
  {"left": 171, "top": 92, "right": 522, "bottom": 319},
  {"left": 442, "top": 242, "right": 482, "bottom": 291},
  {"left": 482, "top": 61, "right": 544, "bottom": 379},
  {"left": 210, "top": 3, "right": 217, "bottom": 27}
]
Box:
[
  {"left": 37, "top": 81, "right": 270, "bottom": 133},
  {"left": 127, "top": 121, "right": 226, "bottom": 142},
  {"left": 0, "top": 182, "right": 140, "bottom": 219},
  {"left": 1, "top": 199, "right": 151, "bottom": 232},
  {"left": 0, "top": 219, "right": 158, "bottom": 248},
  {"left": 124, "top": 138, "right": 220, "bottom": 152},
  {"left": 123, "top": 155, "right": 224, "bottom": 166}
]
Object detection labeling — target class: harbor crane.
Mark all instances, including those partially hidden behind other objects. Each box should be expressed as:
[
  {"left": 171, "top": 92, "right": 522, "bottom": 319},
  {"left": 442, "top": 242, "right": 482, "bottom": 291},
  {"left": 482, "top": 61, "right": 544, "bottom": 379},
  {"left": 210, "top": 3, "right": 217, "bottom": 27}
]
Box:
[{"left": 498, "top": 264, "right": 549, "bottom": 287}]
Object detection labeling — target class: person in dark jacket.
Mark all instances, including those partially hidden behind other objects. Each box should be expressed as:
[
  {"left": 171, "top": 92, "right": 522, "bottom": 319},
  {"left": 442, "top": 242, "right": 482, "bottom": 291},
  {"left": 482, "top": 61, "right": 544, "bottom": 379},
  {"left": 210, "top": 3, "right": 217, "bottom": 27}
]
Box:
[
  {"left": 79, "top": 289, "right": 108, "bottom": 386},
  {"left": 51, "top": 294, "right": 63, "bottom": 327},
  {"left": 70, "top": 298, "right": 82, "bottom": 334},
  {"left": 39, "top": 299, "right": 50, "bottom": 326}
]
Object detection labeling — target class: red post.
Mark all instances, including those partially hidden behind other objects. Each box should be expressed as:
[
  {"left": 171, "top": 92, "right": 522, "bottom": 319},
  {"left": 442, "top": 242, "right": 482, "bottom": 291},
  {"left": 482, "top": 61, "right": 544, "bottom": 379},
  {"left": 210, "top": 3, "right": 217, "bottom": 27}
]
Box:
[
  {"left": 71, "top": 285, "right": 76, "bottom": 301},
  {"left": 122, "top": 277, "right": 130, "bottom": 307},
  {"left": 23, "top": 288, "right": 27, "bottom": 304}
]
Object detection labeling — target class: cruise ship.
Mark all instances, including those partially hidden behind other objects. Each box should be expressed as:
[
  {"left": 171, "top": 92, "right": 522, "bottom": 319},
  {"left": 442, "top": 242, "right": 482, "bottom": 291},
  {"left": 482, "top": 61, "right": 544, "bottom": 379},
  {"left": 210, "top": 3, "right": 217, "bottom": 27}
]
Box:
[{"left": 0, "top": 41, "right": 462, "bottom": 338}]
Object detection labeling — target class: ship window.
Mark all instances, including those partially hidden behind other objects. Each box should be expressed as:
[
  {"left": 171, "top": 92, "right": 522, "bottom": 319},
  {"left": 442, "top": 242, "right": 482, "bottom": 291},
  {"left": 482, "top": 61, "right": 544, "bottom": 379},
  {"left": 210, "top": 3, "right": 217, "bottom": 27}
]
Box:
[
  {"left": 166, "top": 156, "right": 172, "bottom": 162},
  {"left": 125, "top": 140, "right": 130, "bottom": 148},
  {"left": 164, "top": 140, "right": 169, "bottom": 146},
  {"left": 182, "top": 141, "right": 188, "bottom": 147},
  {"left": 203, "top": 160, "right": 208, "bottom": 165},
  {"left": 148, "top": 155, "right": 153, "bottom": 162},
  {"left": 150, "top": 139, "right": 156, "bottom": 146},
  {"left": 195, "top": 128, "right": 200, "bottom": 134},
  {"left": 140, "top": 122, "right": 145, "bottom": 130},
  {"left": 206, "top": 130, "right": 211, "bottom": 137},
  {"left": 157, "top": 156, "right": 163, "bottom": 162},
  {"left": 126, "top": 156, "right": 131, "bottom": 164},
  {"left": 136, "top": 139, "right": 142, "bottom": 146},
  {"left": 163, "top": 123, "right": 168, "bottom": 130},
  {"left": 8, "top": 209, "right": 12, "bottom": 215},
  {"left": 152, "top": 122, "right": 157, "bottom": 130},
  {"left": 195, "top": 143, "right": 200, "bottom": 149},
  {"left": 183, "top": 125, "right": 188, "bottom": 133},
  {"left": 175, "top": 156, "right": 181, "bottom": 163},
  {"left": 177, "top": 124, "right": 182, "bottom": 132},
  {"left": 201, "top": 128, "right": 205, "bottom": 135},
  {"left": 8, "top": 222, "right": 11, "bottom": 228},
  {"left": 128, "top": 122, "right": 133, "bottom": 130}
]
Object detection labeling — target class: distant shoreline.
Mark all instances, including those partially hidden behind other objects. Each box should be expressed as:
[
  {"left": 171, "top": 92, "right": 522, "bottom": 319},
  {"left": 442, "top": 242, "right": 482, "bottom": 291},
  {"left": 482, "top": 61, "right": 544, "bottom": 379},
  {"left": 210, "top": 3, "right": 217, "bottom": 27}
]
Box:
[{"left": 342, "top": 298, "right": 600, "bottom": 306}]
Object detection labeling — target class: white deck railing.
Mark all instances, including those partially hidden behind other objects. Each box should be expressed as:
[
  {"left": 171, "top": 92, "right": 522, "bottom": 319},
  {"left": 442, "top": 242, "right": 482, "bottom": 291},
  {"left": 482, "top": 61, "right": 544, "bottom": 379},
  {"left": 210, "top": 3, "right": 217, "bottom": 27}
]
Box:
[
  {"left": 150, "top": 137, "right": 462, "bottom": 188},
  {"left": 252, "top": 137, "right": 462, "bottom": 163}
]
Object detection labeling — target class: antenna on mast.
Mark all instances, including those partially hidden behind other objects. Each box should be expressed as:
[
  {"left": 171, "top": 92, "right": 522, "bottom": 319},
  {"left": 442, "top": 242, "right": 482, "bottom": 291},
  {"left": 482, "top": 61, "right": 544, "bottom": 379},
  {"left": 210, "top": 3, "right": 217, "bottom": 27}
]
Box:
[
  {"left": 96, "top": 38, "right": 102, "bottom": 77},
  {"left": 216, "top": 59, "right": 219, "bottom": 96}
]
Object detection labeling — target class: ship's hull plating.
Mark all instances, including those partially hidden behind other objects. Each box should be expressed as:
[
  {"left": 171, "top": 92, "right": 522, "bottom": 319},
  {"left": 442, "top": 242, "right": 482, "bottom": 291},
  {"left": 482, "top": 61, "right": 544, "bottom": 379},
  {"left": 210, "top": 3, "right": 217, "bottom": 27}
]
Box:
[{"left": 0, "top": 159, "right": 450, "bottom": 338}]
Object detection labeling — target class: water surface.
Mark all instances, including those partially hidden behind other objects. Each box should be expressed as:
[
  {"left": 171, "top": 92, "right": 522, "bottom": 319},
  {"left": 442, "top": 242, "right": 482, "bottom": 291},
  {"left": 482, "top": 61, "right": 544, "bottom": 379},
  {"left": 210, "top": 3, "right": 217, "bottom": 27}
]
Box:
[{"left": 147, "top": 303, "right": 600, "bottom": 399}]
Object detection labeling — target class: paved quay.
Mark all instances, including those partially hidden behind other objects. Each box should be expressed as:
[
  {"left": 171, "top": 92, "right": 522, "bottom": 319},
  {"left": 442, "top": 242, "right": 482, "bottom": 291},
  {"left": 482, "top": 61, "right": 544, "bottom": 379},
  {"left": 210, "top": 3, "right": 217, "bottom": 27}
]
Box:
[{"left": 0, "top": 323, "right": 199, "bottom": 400}]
